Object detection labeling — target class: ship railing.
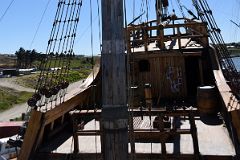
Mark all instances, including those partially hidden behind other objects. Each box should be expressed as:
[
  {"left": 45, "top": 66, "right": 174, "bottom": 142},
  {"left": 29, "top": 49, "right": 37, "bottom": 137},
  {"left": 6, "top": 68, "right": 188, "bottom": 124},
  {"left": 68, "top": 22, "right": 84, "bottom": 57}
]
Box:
[{"left": 126, "top": 18, "right": 209, "bottom": 53}]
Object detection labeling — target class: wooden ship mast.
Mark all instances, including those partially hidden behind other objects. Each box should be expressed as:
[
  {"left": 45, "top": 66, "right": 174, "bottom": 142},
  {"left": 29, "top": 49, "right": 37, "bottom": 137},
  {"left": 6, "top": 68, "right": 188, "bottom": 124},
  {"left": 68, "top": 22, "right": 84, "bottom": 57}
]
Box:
[
  {"left": 101, "top": 0, "right": 128, "bottom": 159},
  {"left": 7, "top": 0, "right": 240, "bottom": 159}
]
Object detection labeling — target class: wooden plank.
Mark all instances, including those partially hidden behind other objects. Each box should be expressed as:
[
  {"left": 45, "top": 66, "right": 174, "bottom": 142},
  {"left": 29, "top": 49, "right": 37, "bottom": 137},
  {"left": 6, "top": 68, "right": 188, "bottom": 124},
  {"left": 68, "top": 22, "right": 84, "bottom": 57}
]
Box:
[
  {"left": 0, "top": 121, "right": 24, "bottom": 138},
  {"left": 131, "top": 51, "right": 202, "bottom": 59},
  {"left": 198, "top": 58, "right": 204, "bottom": 85},
  {"left": 189, "top": 112, "right": 200, "bottom": 156},
  {"left": 70, "top": 108, "right": 198, "bottom": 118},
  {"left": 127, "top": 22, "right": 207, "bottom": 31},
  {"left": 133, "top": 129, "right": 191, "bottom": 142},
  {"left": 18, "top": 110, "right": 43, "bottom": 160},
  {"left": 182, "top": 57, "right": 188, "bottom": 96},
  {"left": 34, "top": 153, "right": 235, "bottom": 160},
  {"left": 76, "top": 129, "right": 191, "bottom": 136},
  {"left": 35, "top": 125, "right": 46, "bottom": 150},
  {"left": 44, "top": 87, "right": 91, "bottom": 125},
  {"left": 101, "top": 0, "right": 128, "bottom": 159},
  {"left": 231, "top": 110, "right": 240, "bottom": 142},
  {"left": 72, "top": 115, "right": 79, "bottom": 154},
  {"left": 211, "top": 49, "right": 240, "bottom": 148},
  {"left": 71, "top": 109, "right": 198, "bottom": 119}
]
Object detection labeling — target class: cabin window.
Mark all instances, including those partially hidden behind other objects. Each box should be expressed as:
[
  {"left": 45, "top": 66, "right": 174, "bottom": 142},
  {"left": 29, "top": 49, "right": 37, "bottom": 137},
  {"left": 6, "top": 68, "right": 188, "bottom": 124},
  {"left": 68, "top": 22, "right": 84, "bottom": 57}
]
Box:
[{"left": 139, "top": 60, "right": 150, "bottom": 72}]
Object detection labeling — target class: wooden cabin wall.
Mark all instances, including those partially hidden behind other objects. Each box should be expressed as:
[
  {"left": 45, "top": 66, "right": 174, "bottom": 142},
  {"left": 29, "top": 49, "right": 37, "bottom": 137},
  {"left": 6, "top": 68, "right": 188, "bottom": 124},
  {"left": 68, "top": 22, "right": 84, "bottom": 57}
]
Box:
[
  {"left": 201, "top": 48, "right": 217, "bottom": 85},
  {"left": 130, "top": 52, "right": 188, "bottom": 105}
]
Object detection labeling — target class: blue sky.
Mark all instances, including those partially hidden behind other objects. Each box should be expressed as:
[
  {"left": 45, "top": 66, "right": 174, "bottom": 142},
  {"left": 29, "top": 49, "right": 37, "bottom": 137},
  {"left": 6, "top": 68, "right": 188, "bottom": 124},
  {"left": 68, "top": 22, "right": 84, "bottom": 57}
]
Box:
[{"left": 0, "top": 0, "right": 239, "bottom": 55}]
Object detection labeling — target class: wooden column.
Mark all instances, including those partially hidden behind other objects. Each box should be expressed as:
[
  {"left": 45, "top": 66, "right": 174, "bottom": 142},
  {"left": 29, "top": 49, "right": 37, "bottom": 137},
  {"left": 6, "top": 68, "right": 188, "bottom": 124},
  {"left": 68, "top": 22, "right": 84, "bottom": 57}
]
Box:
[
  {"left": 155, "top": 0, "right": 162, "bottom": 24},
  {"left": 101, "top": 0, "right": 128, "bottom": 160},
  {"left": 198, "top": 58, "right": 204, "bottom": 85},
  {"left": 18, "top": 110, "right": 43, "bottom": 160},
  {"left": 72, "top": 115, "right": 79, "bottom": 154},
  {"left": 189, "top": 112, "right": 200, "bottom": 159}
]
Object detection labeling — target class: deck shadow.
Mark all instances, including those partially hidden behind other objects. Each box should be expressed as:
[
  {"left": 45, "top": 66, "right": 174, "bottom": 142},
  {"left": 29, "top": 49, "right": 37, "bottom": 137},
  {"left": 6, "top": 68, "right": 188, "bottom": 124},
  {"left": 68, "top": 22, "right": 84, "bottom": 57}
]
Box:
[{"left": 200, "top": 114, "right": 223, "bottom": 125}]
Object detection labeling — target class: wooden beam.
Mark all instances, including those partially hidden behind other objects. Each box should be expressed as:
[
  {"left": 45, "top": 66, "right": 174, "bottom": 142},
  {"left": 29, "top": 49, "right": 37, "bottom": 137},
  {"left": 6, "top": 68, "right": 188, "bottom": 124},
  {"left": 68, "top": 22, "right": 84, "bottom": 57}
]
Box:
[
  {"left": 130, "top": 51, "right": 202, "bottom": 59},
  {"left": 198, "top": 58, "right": 204, "bottom": 85},
  {"left": 127, "top": 22, "right": 207, "bottom": 31},
  {"left": 75, "top": 128, "right": 193, "bottom": 147},
  {"left": 189, "top": 112, "right": 200, "bottom": 157},
  {"left": 101, "top": 0, "right": 128, "bottom": 159},
  {"left": 44, "top": 87, "right": 91, "bottom": 125},
  {"left": 35, "top": 153, "right": 235, "bottom": 160},
  {"left": 72, "top": 115, "right": 79, "bottom": 154},
  {"left": 212, "top": 48, "right": 240, "bottom": 152},
  {"left": 18, "top": 110, "right": 43, "bottom": 160},
  {"left": 70, "top": 108, "right": 199, "bottom": 118}
]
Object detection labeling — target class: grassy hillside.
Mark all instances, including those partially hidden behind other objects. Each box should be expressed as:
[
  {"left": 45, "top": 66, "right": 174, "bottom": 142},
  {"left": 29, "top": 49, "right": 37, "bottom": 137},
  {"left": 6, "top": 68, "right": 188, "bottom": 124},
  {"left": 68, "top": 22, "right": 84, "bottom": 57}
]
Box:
[
  {"left": 12, "top": 56, "right": 95, "bottom": 89},
  {"left": 14, "top": 74, "right": 40, "bottom": 89},
  {"left": 14, "top": 69, "right": 92, "bottom": 89},
  {"left": 0, "top": 87, "right": 32, "bottom": 112},
  {"left": 33, "top": 56, "right": 94, "bottom": 69},
  {"left": 0, "top": 55, "right": 96, "bottom": 112},
  {"left": 228, "top": 48, "right": 240, "bottom": 57},
  {"left": 0, "top": 55, "right": 16, "bottom": 68}
]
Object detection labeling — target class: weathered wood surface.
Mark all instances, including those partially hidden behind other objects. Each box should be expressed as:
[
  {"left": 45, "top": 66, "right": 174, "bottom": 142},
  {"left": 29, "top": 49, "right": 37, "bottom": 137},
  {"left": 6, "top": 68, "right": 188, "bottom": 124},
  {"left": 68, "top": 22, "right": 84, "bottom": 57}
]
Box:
[
  {"left": 37, "top": 116, "right": 235, "bottom": 157},
  {"left": 126, "top": 18, "right": 208, "bottom": 52},
  {"left": 101, "top": 0, "right": 128, "bottom": 159},
  {"left": 211, "top": 48, "right": 240, "bottom": 149},
  {"left": 44, "top": 87, "right": 91, "bottom": 125},
  {"left": 18, "top": 110, "right": 43, "bottom": 160},
  {"left": 70, "top": 108, "right": 199, "bottom": 118},
  {"left": 18, "top": 63, "right": 101, "bottom": 160},
  {"left": 35, "top": 152, "right": 235, "bottom": 160},
  {"left": 0, "top": 121, "right": 24, "bottom": 138},
  {"left": 130, "top": 52, "right": 188, "bottom": 99}
]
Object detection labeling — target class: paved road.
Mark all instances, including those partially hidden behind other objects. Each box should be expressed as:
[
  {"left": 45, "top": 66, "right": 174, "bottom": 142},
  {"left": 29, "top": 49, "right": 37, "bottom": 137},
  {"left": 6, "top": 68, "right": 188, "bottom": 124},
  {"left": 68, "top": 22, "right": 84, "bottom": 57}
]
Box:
[{"left": 0, "top": 79, "right": 85, "bottom": 122}]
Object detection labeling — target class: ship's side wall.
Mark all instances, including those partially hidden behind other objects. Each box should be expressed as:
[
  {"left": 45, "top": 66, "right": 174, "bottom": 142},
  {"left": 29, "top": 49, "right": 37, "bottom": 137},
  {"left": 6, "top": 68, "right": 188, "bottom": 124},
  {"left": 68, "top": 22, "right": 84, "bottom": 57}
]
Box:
[{"left": 210, "top": 46, "right": 240, "bottom": 151}]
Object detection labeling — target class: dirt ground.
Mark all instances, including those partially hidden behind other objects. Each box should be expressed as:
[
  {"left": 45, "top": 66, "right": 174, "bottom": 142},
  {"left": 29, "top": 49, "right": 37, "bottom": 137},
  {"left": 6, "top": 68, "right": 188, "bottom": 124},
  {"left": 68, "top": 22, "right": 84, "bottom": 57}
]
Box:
[{"left": 0, "top": 79, "right": 85, "bottom": 122}]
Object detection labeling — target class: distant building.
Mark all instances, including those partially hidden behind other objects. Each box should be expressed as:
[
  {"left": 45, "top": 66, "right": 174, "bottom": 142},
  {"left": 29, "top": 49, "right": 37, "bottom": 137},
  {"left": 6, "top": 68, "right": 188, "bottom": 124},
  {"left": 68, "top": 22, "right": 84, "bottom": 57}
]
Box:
[
  {"left": 18, "top": 68, "right": 36, "bottom": 75},
  {"left": 227, "top": 45, "right": 235, "bottom": 48},
  {"left": 50, "top": 67, "right": 61, "bottom": 71},
  {"left": 2, "top": 69, "right": 19, "bottom": 77}
]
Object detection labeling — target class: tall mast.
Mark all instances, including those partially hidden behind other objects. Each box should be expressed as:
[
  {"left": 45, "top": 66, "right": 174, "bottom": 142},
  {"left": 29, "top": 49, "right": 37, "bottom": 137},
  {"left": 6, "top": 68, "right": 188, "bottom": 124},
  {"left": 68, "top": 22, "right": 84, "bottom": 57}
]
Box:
[
  {"left": 101, "top": 0, "right": 128, "bottom": 159},
  {"left": 156, "top": 0, "right": 163, "bottom": 24},
  {"left": 156, "top": 0, "right": 169, "bottom": 23}
]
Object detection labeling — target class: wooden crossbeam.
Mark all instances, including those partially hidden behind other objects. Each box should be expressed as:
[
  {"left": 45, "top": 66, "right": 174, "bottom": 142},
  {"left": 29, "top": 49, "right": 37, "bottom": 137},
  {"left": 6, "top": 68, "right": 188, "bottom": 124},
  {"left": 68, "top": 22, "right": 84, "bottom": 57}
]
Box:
[
  {"left": 18, "top": 110, "right": 43, "bottom": 160},
  {"left": 35, "top": 153, "right": 235, "bottom": 160},
  {"left": 44, "top": 87, "right": 91, "bottom": 125},
  {"left": 70, "top": 108, "right": 198, "bottom": 118},
  {"left": 76, "top": 129, "right": 191, "bottom": 135},
  {"left": 75, "top": 129, "right": 191, "bottom": 143}
]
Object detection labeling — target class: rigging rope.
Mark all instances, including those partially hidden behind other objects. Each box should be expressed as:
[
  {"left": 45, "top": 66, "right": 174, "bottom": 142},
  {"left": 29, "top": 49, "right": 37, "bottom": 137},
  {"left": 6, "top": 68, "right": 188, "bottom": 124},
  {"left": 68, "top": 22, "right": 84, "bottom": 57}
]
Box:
[
  {"left": 175, "top": 0, "right": 185, "bottom": 18},
  {"left": 89, "top": 0, "right": 98, "bottom": 158},
  {"left": 29, "top": 0, "right": 51, "bottom": 49},
  {"left": 139, "top": 0, "right": 145, "bottom": 23},
  {"left": 133, "top": 0, "right": 135, "bottom": 20},
  {"left": 126, "top": 0, "right": 136, "bottom": 159},
  {"left": 27, "top": 0, "right": 83, "bottom": 111},
  {"left": 0, "top": 0, "right": 15, "bottom": 24},
  {"left": 97, "top": 0, "right": 102, "bottom": 52},
  {"left": 170, "top": 0, "right": 175, "bottom": 13},
  {"left": 146, "top": 0, "right": 149, "bottom": 22},
  {"left": 193, "top": 0, "right": 240, "bottom": 95}
]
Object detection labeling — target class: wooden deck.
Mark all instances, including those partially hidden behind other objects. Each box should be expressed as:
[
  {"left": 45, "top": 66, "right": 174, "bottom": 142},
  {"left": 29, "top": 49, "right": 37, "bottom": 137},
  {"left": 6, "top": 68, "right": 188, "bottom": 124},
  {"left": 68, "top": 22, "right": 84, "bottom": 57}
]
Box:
[{"left": 40, "top": 115, "right": 235, "bottom": 156}]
